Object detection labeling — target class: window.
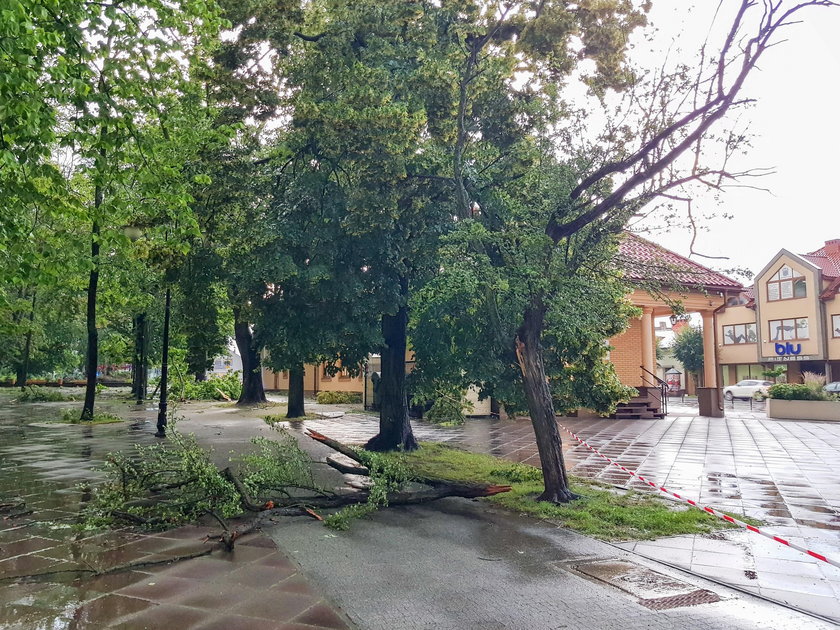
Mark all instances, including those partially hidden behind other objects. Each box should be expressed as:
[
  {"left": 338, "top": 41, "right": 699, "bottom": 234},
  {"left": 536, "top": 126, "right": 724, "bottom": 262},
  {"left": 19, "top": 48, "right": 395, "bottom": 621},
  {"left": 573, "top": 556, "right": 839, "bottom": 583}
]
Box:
[
  {"left": 769, "top": 317, "right": 809, "bottom": 341},
  {"left": 767, "top": 265, "right": 806, "bottom": 301},
  {"left": 833, "top": 314, "right": 840, "bottom": 338},
  {"left": 722, "top": 323, "right": 757, "bottom": 345}
]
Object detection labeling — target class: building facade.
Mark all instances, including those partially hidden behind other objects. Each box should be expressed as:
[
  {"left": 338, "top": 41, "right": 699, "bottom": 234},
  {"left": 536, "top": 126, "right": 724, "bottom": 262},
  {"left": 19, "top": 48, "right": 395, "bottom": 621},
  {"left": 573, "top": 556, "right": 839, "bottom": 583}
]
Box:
[
  {"left": 261, "top": 233, "right": 745, "bottom": 418},
  {"left": 718, "top": 240, "right": 840, "bottom": 385}
]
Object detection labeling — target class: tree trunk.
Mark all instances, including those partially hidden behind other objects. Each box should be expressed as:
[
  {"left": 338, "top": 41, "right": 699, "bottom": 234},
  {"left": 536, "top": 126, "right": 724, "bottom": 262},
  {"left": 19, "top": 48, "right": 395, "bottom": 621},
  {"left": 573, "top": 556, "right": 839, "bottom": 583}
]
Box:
[
  {"left": 233, "top": 309, "right": 266, "bottom": 405},
  {"left": 365, "top": 278, "right": 417, "bottom": 452},
  {"left": 287, "top": 363, "right": 305, "bottom": 418},
  {"left": 15, "top": 292, "right": 36, "bottom": 389},
  {"left": 515, "top": 305, "right": 576, "bottom": 503},
  {"left": 81, "top": 218, "right": 101, "bottom": 422}
]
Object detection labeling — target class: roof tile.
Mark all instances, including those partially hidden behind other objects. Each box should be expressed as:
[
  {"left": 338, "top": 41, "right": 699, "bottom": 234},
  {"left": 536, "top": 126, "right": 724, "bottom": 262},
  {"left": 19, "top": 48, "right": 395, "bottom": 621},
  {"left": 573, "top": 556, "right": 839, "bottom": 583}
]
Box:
[{"left": 619, "top": 233, "right": 742, "bottom": 292}]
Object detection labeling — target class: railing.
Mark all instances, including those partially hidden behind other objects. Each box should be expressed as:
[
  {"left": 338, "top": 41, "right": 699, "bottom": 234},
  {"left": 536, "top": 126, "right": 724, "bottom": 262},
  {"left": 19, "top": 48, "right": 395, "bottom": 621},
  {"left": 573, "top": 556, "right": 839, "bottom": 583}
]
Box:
[{"left": 640, "top": 365, "right": 668, "bottom": 416}]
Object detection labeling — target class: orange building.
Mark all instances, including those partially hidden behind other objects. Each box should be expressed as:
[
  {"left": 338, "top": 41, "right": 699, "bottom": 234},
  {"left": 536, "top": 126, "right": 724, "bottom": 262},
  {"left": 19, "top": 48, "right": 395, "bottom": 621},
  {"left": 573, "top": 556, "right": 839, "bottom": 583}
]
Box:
[{"left": 262, "top": 233, "right": 745, "bottom": 418}]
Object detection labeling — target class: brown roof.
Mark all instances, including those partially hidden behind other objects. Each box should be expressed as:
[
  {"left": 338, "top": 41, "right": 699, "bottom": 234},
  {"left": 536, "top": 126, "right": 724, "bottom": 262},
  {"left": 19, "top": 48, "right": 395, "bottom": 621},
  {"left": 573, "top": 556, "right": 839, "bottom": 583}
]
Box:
[
  {"left": 801, "top": 242, "right": 840, "bottom": 299},
  {"left": 618, "top": 233, "right": 742, "bottom": 292},
  {"left": 802, "top": 247, "right": 840, "bottom": 279}
]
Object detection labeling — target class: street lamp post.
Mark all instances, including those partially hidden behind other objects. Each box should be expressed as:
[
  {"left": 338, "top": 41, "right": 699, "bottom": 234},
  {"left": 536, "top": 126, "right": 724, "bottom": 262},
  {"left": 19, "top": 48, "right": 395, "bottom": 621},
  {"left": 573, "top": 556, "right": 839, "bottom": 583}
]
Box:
[{"left": 155, "top": 286, "right": 171, "bottom": 438}]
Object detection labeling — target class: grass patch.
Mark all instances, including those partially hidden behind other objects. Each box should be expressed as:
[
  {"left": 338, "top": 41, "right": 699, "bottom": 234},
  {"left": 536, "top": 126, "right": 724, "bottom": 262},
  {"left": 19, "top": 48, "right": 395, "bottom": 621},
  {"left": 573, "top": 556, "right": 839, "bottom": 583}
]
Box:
[
  {"left": 18, "top": 386, "right": 74, "bottom": 402},
  {"left": 55, "top": 409, "right": 124, "bottom": 425},
  {"left": 395, "top": 442, "right": 760, "bottom": 541},
  {"left": 263, "top": 411, "right": 319, "bottom": 424}
]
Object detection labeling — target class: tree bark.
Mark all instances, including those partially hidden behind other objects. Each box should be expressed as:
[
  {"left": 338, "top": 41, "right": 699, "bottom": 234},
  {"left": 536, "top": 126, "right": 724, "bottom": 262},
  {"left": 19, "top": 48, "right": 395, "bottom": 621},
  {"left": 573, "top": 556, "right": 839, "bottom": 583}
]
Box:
[
  {"left": 15, "top": 292, "right": 36, "bottom": 389},
  {"left": 81, "top": 219, "right": 100, "bottom": 422},
  {"left": 365, "top": 278, "right": 417, "bottom": 451},
  {"left": 515, "top": 305, "right": 577, "bottom": 503},
  {"left": 287, "top": 363, "right": 305, "bottom": 418},
  {"left": 233, "top": 309, "right": 266, "bottom": 405}
]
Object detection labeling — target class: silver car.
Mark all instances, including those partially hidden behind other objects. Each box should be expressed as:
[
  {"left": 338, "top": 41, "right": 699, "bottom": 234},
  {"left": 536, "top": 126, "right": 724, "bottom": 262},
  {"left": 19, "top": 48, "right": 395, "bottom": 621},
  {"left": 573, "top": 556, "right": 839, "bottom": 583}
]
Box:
[
  {"left": 825, "top": 382, "right": 840, "bottom": 394},
  {"left": 723, "top": 380, "right": 773, "bottom": 401}
]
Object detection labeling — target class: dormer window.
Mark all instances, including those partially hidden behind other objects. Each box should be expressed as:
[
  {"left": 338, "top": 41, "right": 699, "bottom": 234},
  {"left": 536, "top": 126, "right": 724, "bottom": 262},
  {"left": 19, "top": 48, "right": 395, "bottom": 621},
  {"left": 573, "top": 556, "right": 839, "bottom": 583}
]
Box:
[{"left": 767, "top": 265, "right": 806, "bottom": 301}]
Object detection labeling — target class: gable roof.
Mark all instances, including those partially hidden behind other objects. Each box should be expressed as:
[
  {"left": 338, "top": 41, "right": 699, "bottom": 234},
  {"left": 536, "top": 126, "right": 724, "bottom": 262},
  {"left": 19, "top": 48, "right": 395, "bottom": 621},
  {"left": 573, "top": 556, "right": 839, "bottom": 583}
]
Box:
[
  {"left": 618, "top": 233, "right": 742, "bottom": 293},
  {"left": 802, "top": 245, "right": 840, "bottom": 280}
]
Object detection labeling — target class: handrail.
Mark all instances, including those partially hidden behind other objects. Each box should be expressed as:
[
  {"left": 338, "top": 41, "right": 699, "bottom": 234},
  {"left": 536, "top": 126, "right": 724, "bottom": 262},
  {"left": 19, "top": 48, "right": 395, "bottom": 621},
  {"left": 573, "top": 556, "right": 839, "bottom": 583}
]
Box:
[
  {"left": 639, "top": 367, "right": 668, "bottom": 417},
  {"left": 640, "top": 365, "right": 666, "bottom": 386}
]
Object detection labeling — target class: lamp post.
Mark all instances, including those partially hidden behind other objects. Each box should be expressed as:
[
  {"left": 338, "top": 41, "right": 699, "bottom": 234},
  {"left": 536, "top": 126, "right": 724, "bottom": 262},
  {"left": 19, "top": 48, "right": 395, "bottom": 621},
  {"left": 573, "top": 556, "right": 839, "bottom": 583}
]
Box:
[
  {"left": 155, "top": 286, "right": 171, "bottom": 438},
  {"left": 125, "top": 224, "right": 170, "bottom": 438}
]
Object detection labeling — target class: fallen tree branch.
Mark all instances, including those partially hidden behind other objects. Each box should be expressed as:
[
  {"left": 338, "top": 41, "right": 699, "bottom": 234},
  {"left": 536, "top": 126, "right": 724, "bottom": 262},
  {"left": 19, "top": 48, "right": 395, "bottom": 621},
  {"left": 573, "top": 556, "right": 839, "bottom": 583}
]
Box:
[
  {"left": 305, "top": 429, "right": 365, "bottom": 463},
  {"left": 325, "top": 455, "right": 370, "bottom": 476},
  {"left": 222, "top": 467, "right": 264, "bottom": 512}
]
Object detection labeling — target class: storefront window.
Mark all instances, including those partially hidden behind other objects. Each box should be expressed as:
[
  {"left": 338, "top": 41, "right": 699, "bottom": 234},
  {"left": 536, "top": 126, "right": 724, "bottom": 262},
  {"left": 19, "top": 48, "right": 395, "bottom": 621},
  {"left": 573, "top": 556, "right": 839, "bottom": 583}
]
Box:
[
  {"left": 722, "top": 323, "right": 757, "bottom": 345},
  {"left": 767, "top": 265, "right": 806, "bottom": 301},
  {"left": 769, "top": 317, "right": 809, "bottom": 341}
]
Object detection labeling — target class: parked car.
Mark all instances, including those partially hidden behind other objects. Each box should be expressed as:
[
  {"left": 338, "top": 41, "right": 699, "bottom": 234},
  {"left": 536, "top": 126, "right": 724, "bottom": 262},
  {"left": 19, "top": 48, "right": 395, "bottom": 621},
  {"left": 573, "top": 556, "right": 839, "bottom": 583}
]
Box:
[
  {"left": 723, "top": 380, "right": 774, "bottom": 401},
  {"left": 824, "top": 382, "right": 840, "bottom": 394}
]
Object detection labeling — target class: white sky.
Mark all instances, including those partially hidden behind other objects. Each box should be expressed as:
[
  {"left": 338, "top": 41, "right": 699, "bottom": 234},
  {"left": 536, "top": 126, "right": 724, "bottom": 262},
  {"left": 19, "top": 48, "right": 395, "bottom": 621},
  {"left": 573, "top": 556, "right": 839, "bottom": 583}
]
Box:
[{"left": 633, "top": 2, "right": 840, "bottom": 283}]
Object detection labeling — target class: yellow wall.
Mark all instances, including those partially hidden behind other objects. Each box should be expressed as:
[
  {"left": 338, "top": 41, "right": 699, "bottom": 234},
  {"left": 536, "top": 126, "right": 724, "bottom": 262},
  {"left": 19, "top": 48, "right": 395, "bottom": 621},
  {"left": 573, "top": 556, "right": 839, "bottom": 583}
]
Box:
[
  {"left": 717, "top": 304, "right": 759, "bottom": 366},
  {"left": 262, "top": 363, "right": 364, "bottom": 394},
  {"left": 826, "top": 294, "right": 840, "bottom": 360},
  {"left": 755, "top": 254, "right": 824, "bottom": 361}
]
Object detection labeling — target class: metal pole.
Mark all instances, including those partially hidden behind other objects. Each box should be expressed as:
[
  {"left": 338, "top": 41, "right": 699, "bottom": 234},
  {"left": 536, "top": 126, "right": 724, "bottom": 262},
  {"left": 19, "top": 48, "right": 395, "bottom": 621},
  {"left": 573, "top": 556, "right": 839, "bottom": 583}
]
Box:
[{"left": 155, "top": 286, "right": 171, "bottom": 438}]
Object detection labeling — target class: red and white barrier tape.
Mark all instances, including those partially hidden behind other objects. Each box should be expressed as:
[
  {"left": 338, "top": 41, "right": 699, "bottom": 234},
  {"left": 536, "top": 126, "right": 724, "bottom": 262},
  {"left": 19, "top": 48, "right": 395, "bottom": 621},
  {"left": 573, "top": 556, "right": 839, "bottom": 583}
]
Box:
[{"left": 557, "top": 422, "right": 840, "bottom": 570}]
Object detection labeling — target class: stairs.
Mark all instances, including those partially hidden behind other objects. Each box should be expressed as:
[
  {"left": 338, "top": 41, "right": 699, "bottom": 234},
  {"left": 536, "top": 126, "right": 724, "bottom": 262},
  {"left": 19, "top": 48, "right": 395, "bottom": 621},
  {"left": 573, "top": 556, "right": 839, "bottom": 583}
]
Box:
[{"left": 613, "top": 390, "right": 666, "bottom": 420}]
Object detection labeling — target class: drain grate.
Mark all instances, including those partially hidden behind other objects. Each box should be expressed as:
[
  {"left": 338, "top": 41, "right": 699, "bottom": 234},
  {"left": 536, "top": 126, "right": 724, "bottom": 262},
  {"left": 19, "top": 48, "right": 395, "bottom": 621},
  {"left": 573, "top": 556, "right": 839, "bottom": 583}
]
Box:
[
  {"left": 572, "top": 559, "right": 722, "bottom": 611},
  {"left": 638, "top": 589, "right": 721, "bottom": 610}
]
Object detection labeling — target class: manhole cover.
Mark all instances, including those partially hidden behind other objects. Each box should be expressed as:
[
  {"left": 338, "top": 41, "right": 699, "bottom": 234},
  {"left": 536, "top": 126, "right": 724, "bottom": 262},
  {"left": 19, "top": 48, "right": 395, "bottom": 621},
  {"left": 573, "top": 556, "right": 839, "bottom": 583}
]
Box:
[{"left": 573, "top": 560, "right": 720, "bottom": 610}]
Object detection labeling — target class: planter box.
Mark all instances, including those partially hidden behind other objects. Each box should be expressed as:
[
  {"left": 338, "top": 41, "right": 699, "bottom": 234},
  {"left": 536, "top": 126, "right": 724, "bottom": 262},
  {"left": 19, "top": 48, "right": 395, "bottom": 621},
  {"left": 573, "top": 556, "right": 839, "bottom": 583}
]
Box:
[{"left": 767, "top": 398, "right": 840, "bottom": 422}]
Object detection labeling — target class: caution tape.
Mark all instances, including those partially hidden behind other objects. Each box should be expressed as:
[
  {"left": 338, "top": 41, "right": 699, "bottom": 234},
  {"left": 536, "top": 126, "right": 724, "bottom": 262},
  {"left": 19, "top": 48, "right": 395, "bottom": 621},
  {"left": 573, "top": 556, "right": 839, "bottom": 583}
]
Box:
[{"left": 557, "top": 422, "right": 840, "bottom": 570}]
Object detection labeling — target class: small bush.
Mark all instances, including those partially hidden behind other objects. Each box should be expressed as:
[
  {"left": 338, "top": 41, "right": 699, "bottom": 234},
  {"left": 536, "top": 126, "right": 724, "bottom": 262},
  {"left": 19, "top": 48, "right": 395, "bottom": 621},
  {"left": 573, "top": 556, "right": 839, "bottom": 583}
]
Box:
[
  {"left": 18, "top": 386, "right": 69, "bottom": 402},
  {"left": 424, "top": 387, "right": 473, "bottom": 426},
  {"left": 180, "top": 372, "right": 243, "bottom": 401},
  {"left": 316, "top": 390, "right": 361, "bottom": 404},
  {"left": 768, "top": 383, "right": 826, "bottom": 401},
  {"left": 59, "top": 409, "right": 123, "bottom": 424}
]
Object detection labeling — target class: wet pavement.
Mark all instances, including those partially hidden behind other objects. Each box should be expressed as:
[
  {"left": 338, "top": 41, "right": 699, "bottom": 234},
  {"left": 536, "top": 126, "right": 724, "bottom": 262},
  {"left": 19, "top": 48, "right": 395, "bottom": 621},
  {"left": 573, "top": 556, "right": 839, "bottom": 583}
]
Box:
[
  {"left": 0, "top": 392, "right": 352, "bottom": 630},
  {"left": 292, "top": 401, "right": 840, "bottom": 624},
  {"left": 3, "top": 390, "right": 840, "bottom": 627}
]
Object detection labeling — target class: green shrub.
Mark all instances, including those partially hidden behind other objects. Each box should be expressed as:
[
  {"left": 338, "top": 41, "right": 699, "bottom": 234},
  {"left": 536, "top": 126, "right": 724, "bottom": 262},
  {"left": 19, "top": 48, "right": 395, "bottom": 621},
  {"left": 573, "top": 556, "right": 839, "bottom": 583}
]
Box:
[
  {"left": 59, "top": 409, "right": 123, "bottom": 424},
  {"left": 180, "top": 372, "right": 243, "bottom": 401},
  {"left": 768, "top": 383, "right": 826, "bottom": 401},
  {"left": 18, "top": 386, "right": 70, "bottom": 402},
  {"left": 316, "top": 390, "right": 361, "bottom": 404}
]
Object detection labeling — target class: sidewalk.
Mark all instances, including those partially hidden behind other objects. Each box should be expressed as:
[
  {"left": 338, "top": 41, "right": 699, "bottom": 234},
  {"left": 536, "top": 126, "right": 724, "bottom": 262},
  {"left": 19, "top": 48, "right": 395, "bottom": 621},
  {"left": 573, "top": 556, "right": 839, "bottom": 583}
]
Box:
[
  {"left": 265, "top": 496, "right": 829, "bottom": 630},
  {"left": 3, "top": 392, "right": 838, "bottom": 628},
  {"left": 0, "top": 394, "right": 353, "bottom": 630},
  {"left": 290, "top": 405, "right": 840, "bottom": 624}
]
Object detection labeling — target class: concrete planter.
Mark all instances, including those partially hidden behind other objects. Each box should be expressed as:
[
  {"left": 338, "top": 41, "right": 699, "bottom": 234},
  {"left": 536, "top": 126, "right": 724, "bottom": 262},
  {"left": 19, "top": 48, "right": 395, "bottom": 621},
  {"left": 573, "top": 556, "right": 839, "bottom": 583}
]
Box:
[{"left": 767, "top": 398, "right": 840, "bottom": 421}]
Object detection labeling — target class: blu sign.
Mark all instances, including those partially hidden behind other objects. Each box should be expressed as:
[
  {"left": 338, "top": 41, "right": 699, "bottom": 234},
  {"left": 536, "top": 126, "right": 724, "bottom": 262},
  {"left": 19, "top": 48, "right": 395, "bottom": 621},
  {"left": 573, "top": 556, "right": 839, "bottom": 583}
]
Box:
[{"left": 775, "top": 342, "right": 802, "bottom": 356}]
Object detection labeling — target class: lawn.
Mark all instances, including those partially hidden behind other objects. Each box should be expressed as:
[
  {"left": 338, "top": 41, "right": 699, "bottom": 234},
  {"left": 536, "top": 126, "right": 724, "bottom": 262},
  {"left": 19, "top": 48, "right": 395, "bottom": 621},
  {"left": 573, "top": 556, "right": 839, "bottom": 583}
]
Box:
[{"left": 395, "top": 442, "right": 757, "bottom": 541}]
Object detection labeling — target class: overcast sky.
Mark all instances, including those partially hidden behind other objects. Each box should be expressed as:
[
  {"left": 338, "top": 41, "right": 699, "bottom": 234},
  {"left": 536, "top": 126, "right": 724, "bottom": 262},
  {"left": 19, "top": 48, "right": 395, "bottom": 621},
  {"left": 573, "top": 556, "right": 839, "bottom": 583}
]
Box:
[{"left": 631, "top": 2, "right": 840, "bottom": 283}]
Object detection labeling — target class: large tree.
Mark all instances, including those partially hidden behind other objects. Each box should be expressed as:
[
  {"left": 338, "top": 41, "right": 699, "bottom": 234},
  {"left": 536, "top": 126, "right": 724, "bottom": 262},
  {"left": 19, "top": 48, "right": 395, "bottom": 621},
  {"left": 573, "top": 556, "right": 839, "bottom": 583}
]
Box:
[{"left": 416, "top": 0, "right": 838, "bottom": 502}]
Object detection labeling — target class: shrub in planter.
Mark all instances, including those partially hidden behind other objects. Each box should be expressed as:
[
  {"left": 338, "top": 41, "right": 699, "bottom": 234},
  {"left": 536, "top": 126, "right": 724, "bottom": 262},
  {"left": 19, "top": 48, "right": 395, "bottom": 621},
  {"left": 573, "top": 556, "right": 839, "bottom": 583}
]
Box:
[
  {"left": 316, "top": 391, "right": 361, "bottom": 404},
  {"left": 768, "top": 383, "right": 826, "bottom": 401}
]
